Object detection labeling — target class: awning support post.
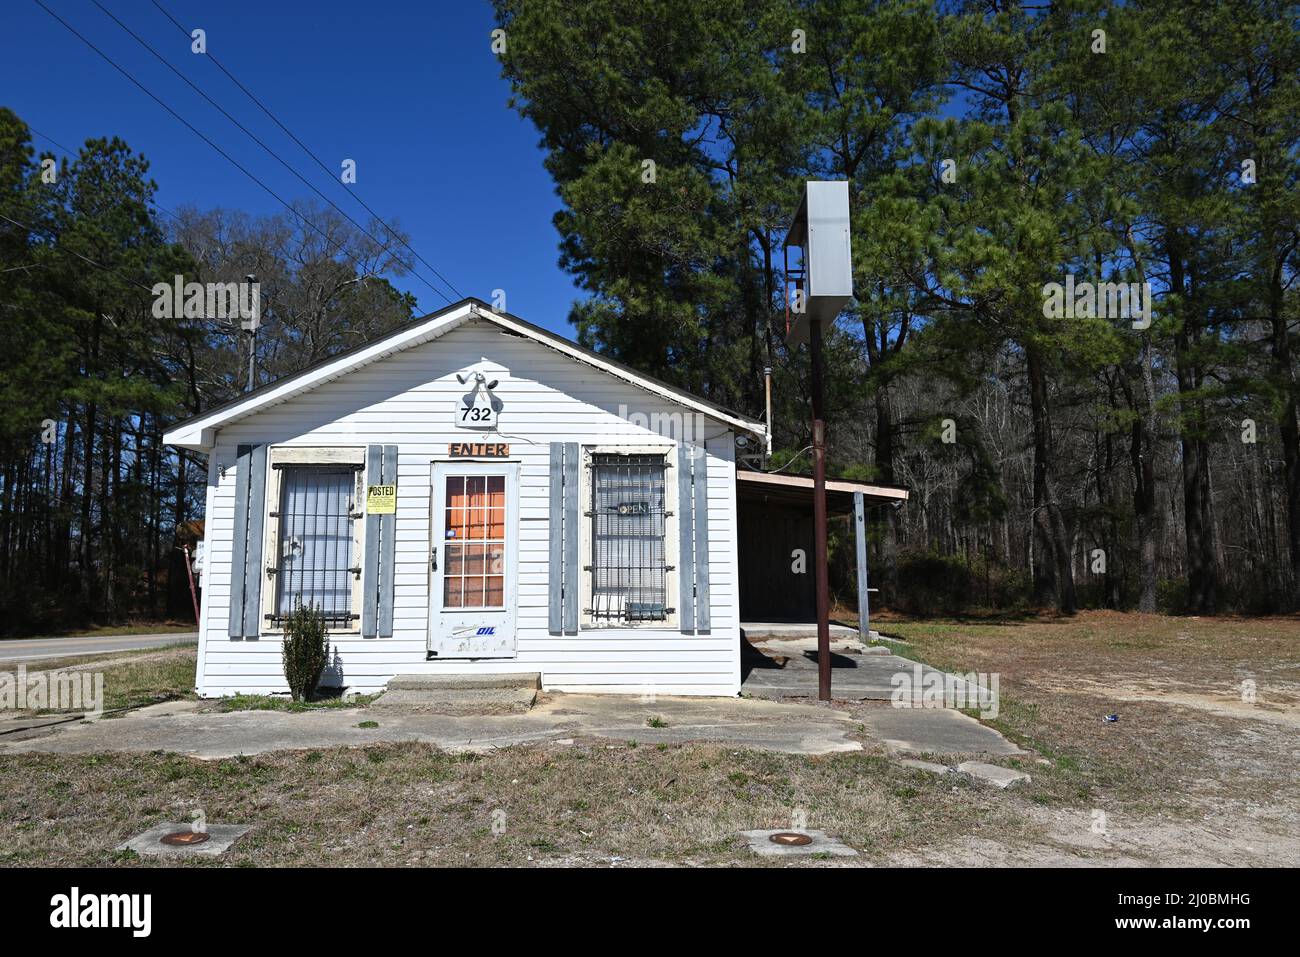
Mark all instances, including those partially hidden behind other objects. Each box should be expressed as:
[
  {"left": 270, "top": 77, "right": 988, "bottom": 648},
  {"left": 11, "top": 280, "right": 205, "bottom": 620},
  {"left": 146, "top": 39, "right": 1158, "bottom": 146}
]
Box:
[{"left": 854, "top": 490, "right": 869, "bottom": 642}]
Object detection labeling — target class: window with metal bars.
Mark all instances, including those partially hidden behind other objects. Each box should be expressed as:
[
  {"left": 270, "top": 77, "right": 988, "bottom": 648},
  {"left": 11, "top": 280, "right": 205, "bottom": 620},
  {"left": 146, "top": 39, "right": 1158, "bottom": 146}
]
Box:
[
  {"left": 271, "top": 466, "right": 359, "bottom": 626},
  {"left": 588, "top": 453, "right": 671, "bottom": 623}
]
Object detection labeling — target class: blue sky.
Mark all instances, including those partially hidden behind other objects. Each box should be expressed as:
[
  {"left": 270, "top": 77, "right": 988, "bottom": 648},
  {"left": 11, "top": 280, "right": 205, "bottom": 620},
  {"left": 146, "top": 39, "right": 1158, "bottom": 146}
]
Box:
[{"left": 3, "top": 0, "right": 582, "bottom": 334}]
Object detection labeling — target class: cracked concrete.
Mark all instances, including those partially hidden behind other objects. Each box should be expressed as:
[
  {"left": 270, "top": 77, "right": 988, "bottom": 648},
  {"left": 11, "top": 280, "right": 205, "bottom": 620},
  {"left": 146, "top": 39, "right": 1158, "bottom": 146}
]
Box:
[
  {"left": 0, "top": 640, "right": 1023, "bottom": 761},
  {"left": 0, "top": 692, "right": 867, "bottom": 759}
]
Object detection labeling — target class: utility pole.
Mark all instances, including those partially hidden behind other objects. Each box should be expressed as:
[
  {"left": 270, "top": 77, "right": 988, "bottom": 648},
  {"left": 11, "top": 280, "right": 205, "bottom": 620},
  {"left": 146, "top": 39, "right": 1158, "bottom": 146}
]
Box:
[{"left": 243, "top": 273, "right": 258, "bottom": 392}]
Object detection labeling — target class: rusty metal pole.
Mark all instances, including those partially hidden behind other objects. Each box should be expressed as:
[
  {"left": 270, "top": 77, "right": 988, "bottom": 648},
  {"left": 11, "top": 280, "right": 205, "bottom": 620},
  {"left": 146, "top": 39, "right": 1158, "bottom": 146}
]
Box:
[
  {"left": 809, "top": 318, "right": 831, "bottom": 701},
  {"left": 182, "top": 544, "right": 201, "bottom": 626}
]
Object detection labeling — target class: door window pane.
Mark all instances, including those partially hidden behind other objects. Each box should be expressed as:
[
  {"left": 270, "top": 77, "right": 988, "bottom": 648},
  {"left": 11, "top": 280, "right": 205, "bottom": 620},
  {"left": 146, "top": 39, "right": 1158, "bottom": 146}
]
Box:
[{"left": 441, "top": 473, "right": 508, "bottom": 609}]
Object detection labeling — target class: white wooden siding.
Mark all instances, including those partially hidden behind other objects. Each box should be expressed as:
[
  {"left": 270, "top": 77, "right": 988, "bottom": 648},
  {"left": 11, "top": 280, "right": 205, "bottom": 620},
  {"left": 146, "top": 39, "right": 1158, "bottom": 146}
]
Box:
[{"left": 196, "top": 318, "right": 740, "bottom": 697}]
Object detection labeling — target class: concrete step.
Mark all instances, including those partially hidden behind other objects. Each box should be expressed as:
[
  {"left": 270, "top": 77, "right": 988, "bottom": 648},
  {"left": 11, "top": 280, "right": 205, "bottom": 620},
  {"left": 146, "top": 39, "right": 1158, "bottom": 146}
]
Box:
[
  {"left": 742, "top": 623, "right": 860, "bottom": 642},
  {"left": 386, "top": 673, "right": 541, "bottom": 692},
  {"left": 370, "top": 687, "right": 538, "bottom": 715}
]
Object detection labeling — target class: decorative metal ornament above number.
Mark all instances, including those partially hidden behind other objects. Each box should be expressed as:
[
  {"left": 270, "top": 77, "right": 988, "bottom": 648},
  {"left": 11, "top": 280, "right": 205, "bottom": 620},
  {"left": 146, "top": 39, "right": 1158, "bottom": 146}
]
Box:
[{"left": 454, "top": 371, "right": 502, "bottom": 430}]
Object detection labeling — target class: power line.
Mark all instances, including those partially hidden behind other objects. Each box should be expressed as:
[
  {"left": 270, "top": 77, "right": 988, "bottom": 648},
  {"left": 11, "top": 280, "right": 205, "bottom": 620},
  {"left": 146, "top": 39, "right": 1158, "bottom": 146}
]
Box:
[
  {"left": 149, "top": 0, "right": 466, "bottom": 302},
  {"left": 88, "top": 0, "right": 458, "bottom": 306},
  {"left": 31, "top": 0, "right": 436, "bottom": 305},
  {"left": 0, "top": 211, "right": 159, "bottom": 295},
  {"left": 26, "top": 126, "right": 75, "bottom": 156}
]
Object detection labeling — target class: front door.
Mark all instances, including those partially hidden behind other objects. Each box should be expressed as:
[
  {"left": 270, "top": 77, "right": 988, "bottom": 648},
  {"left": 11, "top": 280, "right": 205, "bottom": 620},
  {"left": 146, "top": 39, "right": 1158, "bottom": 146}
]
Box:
[{"left": 428, "top": 462, "right": 519, "bottom": 658}]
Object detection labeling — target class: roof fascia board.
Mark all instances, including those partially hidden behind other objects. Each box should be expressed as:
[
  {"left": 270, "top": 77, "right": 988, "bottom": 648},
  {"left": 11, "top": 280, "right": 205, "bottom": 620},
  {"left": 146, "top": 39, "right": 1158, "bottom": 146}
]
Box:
[
  {"left": 476, "top": 306, "right": 765, "bottom": 438},
  {"left": 163, "top": 305, "right": 474, "bottom": 449},
  {"left": 736, "top": 469, "right": 909, "bottom": 501}
]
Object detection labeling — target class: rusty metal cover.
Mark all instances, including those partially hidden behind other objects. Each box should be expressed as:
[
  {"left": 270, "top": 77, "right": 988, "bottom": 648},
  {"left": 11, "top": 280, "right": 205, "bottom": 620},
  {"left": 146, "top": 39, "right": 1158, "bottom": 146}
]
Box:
[
  {"left": 160, "top": 830, "right": 211, "bottom": 846},
  {"left": 769, "top": 831, "right": 813, "bottom": 846}
]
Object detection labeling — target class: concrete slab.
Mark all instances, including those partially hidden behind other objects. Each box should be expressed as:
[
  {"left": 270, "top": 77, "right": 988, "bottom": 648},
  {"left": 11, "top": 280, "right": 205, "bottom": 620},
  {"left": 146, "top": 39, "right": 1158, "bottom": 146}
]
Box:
[
  {"left": 742, "top": 623, "right": 860, "bottom": 641},
  {"left": 117, "top": 823, "right": 251, "bottom": 858},
  {"left": 0, "top": 692, "right": 864, "bottom": 759},
  {"left": 743, "top": 648, "right": 953, "bottom": 702},
  {"left": 957, "top": 761, "right": 1031, "bottom": 788},
  {"left": 858, "top": 703, "right": 1025, "bottom": 757},
  {"left": 740, "top": 829, "right": 858, "bottom": 857}
]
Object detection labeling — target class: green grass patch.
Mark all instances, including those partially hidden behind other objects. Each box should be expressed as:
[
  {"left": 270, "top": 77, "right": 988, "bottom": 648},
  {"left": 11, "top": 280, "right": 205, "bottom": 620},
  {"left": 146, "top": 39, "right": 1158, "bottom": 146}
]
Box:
[{"left": 215, "top": 692, "right": 377, "bottom": 713}]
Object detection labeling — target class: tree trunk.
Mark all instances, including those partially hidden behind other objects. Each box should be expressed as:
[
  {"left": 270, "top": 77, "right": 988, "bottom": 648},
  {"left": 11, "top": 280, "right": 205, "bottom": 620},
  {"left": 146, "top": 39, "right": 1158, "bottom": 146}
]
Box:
[
  {"left": 1169, "top": 251, "right": 1218, "bottom": 614},
  {"left": 1269, "top": 262, "right": 1300, "bottom": 608},
  {"left": 1026, "top": 342, "right": 1076, "bottom": 612}
]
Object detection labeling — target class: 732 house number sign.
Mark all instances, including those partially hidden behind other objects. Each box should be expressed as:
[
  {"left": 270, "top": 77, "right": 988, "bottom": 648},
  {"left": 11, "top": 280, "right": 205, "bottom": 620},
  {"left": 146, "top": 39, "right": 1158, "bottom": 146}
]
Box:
[{"left": 455, "top": 393, "right": 497, "bottom": 429}]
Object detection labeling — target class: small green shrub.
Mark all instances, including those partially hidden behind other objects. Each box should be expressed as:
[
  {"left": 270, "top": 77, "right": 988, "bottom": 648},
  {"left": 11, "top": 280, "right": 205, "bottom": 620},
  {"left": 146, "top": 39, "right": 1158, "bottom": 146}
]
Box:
[{"left": 281, "top": 601, "right": 330, "bottom": 702}]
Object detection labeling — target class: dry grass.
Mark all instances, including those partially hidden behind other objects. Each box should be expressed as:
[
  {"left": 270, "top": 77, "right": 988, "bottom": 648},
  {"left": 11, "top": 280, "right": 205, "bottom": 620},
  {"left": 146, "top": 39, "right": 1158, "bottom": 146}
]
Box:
[
  {"left": 0, "top": 742, "right": 1021, "bottom": 867},
  {"left": 5, "top": 646, "right": 197, "bottom": 714},
  {"left": 874, "top": 611, "right": 1300, "bottom": 811}
]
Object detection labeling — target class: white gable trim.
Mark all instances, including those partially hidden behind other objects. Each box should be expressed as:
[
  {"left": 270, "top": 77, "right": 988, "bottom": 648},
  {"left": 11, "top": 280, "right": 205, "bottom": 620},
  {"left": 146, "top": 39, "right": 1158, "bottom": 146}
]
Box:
[{"left": 164, "top": 300, "right": 766, "bottom": 451}]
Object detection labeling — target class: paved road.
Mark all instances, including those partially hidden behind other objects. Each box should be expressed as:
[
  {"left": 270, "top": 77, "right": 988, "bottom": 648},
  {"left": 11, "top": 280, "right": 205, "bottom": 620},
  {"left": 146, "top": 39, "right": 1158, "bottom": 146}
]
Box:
[{"left": 0, "top": 632, "right": 197, "bottom": 663}]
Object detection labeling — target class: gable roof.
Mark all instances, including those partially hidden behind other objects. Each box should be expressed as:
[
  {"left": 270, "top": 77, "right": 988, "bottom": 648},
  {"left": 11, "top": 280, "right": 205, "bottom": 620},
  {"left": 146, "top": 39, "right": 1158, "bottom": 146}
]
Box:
[{"left": 162, "top": 298, "right": 768, "bottom": 451}]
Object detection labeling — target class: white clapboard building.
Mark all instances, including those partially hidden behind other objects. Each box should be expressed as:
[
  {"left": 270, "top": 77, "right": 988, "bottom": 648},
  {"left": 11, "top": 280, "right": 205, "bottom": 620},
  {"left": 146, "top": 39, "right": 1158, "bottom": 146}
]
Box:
[{"left": 165, "top": 299, "right": 905, "bottom": 698}]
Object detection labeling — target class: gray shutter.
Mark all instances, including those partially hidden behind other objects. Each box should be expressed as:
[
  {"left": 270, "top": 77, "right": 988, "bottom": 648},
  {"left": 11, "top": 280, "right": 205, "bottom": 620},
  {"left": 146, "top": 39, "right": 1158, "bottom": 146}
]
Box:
[
  {"left": 361, "top": 445, "right": 382, "bottom": 637},
  {"left": 228, "top": 443, "right": 267, "bottom": 638},
  {"left": 677, "top": 444, "right": 696, "bottom": 633},
  {"left": 692, "top": 445, "right": 711, "bottom": 632},
  {"left": 548, "top": 443, "right": 564, "bottom": 634},
  {"left": 377, "top": 445, "right": 398, "bottom": 637},
  {"left": 548, "top": 443, "right": 580, "bottom": 635},
  {"left": 227, "top": 445, "right": 251, "bottom": 637},
  {"left": 562, "top": 442, "right": 579, "bottom": 633},
  {"left": 361, "top": 444, "right": 398, "bottom": 638}
]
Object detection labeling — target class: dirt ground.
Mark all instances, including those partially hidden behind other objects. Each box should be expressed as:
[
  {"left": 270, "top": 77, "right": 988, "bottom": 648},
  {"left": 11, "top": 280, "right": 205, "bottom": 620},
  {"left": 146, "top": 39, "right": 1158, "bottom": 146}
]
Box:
[
  {"left": 1, "top": 612, "right": 1296, "bottom": 866},
  {"left": 873, "top": 611, "right": 1300, "bottom": 866}
]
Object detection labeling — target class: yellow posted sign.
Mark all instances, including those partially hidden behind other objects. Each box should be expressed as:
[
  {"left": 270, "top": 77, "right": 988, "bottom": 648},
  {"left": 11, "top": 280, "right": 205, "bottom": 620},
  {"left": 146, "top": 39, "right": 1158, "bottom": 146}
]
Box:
[{"left": 366, "top": 485, "right": 396, "bottom": 514}]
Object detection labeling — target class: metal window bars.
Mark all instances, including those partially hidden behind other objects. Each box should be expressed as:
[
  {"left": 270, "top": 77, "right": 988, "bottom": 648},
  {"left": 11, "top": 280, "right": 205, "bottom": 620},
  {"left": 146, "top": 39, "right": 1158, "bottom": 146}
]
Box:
[
  {"left": 587, "top": 453, "right": 671, "bottom": 622},
  {"left": 269, "top": 466, "right": 359, "bottom": 625}
]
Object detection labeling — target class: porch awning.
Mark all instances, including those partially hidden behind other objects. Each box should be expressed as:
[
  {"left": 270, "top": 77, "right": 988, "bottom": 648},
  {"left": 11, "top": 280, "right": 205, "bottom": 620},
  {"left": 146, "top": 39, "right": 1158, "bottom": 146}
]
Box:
[{"left": 735, "top": 469, "right": 908, "bottom": 514}]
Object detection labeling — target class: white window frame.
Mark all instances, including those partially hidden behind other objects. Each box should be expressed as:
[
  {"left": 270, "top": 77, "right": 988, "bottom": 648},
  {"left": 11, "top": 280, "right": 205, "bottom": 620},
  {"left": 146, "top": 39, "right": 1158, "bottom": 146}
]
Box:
[
  {"left": 579, "top": 443, "right": 679, "bottom": 630},
  {"left": 260, "top": 446, "right": 367, "bottom": 635}
]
